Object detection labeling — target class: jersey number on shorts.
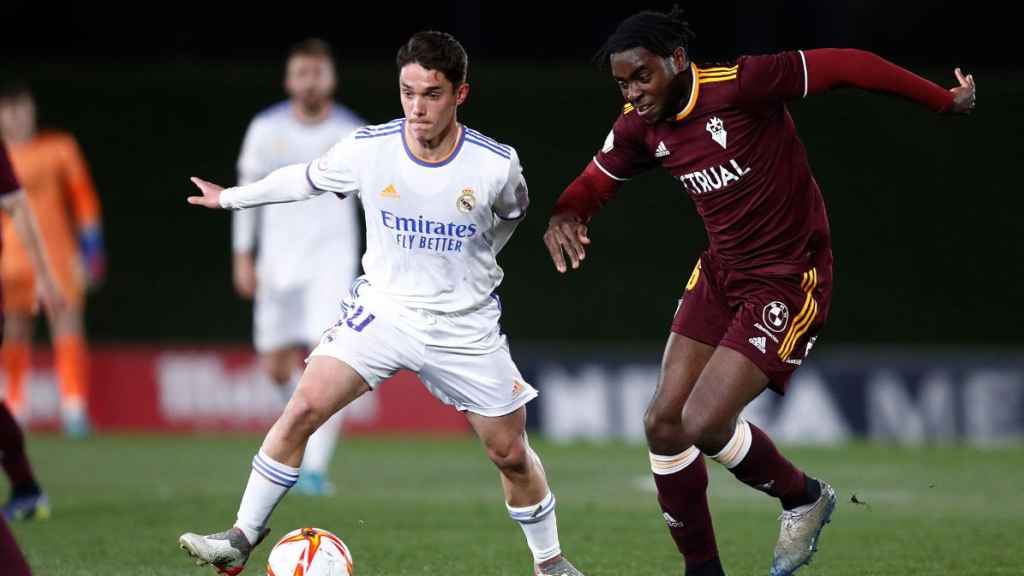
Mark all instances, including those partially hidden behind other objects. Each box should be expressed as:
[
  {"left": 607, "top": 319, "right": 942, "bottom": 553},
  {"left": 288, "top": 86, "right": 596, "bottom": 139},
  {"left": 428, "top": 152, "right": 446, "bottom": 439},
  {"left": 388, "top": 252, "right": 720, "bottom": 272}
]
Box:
[{"left": 345, "top": 305, "right": 376, "bottom": 333}]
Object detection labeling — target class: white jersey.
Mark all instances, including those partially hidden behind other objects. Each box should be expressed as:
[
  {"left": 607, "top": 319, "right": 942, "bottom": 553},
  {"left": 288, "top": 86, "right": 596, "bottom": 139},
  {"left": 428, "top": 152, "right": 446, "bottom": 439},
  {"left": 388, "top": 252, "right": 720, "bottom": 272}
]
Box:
[
  {"left": 234, "top": 102, "right": 363, "bottom": 289},
  {"left": 305, "top": 118, "right": 529, "bottom": 314}
]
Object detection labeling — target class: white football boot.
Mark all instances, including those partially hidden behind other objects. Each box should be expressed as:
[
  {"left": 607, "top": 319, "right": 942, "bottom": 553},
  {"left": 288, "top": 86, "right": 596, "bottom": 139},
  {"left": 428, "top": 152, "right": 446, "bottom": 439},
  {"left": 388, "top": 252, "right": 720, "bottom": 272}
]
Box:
[
  {"left": 769, "top": 480, "right": 837, "bottom": 576},
  {"left": 179, "top": 526, "right": 270, "bottom": 575}
]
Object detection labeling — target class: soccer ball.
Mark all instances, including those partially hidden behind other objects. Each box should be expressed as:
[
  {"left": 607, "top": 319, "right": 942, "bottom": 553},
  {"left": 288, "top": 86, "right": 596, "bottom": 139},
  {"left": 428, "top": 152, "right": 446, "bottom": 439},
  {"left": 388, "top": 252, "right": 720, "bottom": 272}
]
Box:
[{"left": 266, "top": 527, "right": 353, "bottom": 576}]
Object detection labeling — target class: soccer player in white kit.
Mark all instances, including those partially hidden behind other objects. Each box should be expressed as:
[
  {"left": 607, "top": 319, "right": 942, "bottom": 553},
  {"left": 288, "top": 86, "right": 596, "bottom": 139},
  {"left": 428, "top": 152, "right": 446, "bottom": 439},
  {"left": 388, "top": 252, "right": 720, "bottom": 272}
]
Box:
[
  {"left": 179, "top": 31, "right": 585, "bottom": 576},
  {"left": 233, "top": 39, "right": 363, "bottom": 496}
]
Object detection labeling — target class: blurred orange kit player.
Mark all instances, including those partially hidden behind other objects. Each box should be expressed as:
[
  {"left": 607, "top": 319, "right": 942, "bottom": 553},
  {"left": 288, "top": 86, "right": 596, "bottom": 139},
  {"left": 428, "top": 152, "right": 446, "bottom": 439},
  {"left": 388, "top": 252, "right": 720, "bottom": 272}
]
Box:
[{"left": 0, "top": 82, "right": 105, "bottom": 436}]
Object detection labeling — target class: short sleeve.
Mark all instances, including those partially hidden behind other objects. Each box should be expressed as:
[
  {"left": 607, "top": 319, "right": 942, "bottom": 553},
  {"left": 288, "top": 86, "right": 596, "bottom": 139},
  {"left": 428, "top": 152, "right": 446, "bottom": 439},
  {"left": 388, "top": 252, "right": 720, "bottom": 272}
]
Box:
[
  {"left": 306, "top": 134, "right": 361, "bottom": 198},
  {"left": 493, "top": 148, "right": 529, "bottom": 221},
  {"left": 593, "top": 112, "right": 657, "bottom": 181},
  {"left": 736, "top": 51, "right": 809, "bottom": 106}
]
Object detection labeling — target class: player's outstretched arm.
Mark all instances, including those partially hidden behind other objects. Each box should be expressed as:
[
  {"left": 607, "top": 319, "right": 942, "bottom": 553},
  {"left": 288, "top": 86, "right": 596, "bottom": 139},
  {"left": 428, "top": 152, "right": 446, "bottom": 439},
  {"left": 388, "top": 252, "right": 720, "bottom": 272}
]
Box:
[
  {"left": 803, "top": 48, "right": 976, "bottom": 114},
  {"left": 188, "top": 163, "right": 320, "bottom": 211}
]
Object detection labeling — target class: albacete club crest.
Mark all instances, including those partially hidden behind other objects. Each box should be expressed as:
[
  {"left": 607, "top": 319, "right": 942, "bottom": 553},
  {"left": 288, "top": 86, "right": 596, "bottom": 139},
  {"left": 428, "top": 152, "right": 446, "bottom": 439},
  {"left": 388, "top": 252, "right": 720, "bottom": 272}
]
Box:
[
  {"left": 706, "top": 116, "right": 727, "bottom": 149},
  {"left": 457, "top": 188, "right": 476, "bottom": 213}
]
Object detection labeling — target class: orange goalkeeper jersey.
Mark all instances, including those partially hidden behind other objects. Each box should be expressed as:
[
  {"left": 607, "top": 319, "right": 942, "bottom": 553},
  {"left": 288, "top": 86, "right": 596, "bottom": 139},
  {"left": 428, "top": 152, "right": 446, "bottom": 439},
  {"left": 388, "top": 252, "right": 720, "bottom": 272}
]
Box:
[{"left": 1, "top": 131, "right": 101, "bottom": 307}]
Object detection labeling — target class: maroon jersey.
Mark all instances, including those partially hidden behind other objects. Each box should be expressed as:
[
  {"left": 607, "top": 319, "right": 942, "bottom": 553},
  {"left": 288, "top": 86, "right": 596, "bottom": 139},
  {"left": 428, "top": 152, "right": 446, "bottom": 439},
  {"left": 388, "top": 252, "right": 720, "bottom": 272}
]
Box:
[
  {"left": 0, "top": 145, "right": 19, "bottom": 314},
  {"left": 595, "top": 52, "right": 831, "bottom": 273},
  {"left": 0, "top": 145, "right": 19, "bottom": 197}
]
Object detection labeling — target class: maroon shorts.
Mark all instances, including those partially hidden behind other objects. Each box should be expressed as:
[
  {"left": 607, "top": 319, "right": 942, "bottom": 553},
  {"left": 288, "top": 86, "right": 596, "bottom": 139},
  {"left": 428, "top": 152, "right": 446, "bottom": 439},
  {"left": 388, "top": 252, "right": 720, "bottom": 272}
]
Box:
[{"left": 671, "top": 251, "right": 832, "bottom": 393}]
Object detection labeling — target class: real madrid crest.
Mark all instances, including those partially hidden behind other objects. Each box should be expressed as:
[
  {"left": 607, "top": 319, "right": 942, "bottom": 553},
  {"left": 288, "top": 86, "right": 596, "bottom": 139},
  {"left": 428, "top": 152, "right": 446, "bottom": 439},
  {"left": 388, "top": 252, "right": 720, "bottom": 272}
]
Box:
[{"left": 457, "top": 188, "right": 476, "bottom": 213}]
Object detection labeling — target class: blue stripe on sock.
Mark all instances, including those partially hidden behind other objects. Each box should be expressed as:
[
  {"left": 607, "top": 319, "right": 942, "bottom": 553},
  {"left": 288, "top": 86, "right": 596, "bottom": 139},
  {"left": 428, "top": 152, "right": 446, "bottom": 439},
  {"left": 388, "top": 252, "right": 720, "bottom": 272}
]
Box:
[
  {"left": 508, "top": 494, "right": 556, "bottom": 524},
  {"left": 252, "top": 454, "right": 298, "bottom": 487},
  {"left": 253, "top": 459, "right": 299, "bottom": 485}
]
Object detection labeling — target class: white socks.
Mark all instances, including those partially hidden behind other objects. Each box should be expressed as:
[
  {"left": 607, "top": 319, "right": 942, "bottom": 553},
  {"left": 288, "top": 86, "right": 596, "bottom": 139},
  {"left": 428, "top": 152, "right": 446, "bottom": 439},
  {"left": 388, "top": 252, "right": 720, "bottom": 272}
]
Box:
[
  {"left": 507, "top": 492, "right": 561, "bottom": 564},
  {"left": 235, "top": 450, "right": 299, "bottom": 544}
]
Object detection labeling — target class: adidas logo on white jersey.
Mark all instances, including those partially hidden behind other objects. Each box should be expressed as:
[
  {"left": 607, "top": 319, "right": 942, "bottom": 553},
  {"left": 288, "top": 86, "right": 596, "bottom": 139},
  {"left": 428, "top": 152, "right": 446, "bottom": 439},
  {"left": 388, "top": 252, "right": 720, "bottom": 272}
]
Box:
[
  {"left": 749, "top": 336, "right": 767, "bottom": 354},
  {"left": 655, "top": 141, "right": 671, "bottom": 158},
  {"left": 380, "top": 184, "right": 400, "bottom": 198}
]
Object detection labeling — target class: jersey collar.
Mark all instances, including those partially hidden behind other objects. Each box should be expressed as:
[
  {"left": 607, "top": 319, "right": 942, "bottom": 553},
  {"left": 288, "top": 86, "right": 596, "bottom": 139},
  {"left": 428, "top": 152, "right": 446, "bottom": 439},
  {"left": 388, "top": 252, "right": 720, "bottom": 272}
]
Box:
[
  {"left": 672, "top": 62, "right": 701, "bottom": 122},
  {"left": 402, "top": 120, "right": 465, "bottom": 168}
]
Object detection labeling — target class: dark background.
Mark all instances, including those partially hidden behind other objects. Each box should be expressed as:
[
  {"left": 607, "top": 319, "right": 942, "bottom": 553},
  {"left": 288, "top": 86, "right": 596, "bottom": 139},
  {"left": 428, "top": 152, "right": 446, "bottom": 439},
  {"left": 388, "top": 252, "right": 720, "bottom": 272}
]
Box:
[{"left": 2, "top": 1, "right": 1020, "bottom": 346}]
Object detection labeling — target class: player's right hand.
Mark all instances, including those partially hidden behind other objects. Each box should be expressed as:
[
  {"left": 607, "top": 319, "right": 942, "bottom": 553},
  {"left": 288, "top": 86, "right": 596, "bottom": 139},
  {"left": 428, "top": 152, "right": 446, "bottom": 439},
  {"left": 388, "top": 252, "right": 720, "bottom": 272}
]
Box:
[
  {"left": 188, "top": 177, "right": 225, "bottom": 209},
  {"left": 543, "top": 212, "right": 591, "bottom": 273},
  {"left": 233, "top": 253, "right": 257, "bottom": 299}
]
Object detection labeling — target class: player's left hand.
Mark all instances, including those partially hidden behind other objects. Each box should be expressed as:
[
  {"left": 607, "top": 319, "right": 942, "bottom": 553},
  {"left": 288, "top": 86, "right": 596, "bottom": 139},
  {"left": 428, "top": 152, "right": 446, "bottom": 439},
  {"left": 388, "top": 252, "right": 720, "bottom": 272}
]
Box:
[
  {"left": 188, "top": 177, "right": 225, "bottom": 209},
  {"left": 950, "top": 67, "right": 976, "bottom": 114},
  {"left": 78, "top": 226, "right": 107, "bottom": 288}
]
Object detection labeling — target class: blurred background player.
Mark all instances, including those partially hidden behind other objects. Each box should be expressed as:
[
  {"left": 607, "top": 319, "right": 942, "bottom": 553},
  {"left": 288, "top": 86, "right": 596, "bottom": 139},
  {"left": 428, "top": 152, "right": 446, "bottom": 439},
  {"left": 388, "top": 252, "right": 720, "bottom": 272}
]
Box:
[
  {"left": 232, "top": 39, "right": 363, "bottom": 495},
  {"left": 1, "top": 141, "right": 67, "bottom": 572},
  {"left": 0, "top": 81, "right": 106, "bottom": 438}
]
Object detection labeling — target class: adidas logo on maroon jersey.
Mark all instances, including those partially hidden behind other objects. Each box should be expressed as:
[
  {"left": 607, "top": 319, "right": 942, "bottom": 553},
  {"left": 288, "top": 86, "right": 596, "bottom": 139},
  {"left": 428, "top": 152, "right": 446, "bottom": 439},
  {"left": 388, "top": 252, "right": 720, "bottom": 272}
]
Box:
[{"left": 749, "top": 336, "right": 767, "bottom": 354}]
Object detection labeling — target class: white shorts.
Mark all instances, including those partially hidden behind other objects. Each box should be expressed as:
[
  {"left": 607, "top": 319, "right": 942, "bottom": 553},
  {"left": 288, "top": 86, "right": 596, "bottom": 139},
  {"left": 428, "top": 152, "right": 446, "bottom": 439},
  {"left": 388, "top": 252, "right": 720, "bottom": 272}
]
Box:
[
  {"left": 253, "top": 273, "right": 352, "bottom": 352},
  {"left": 308, "top": 281, "right": 538, "bottom": 417}
]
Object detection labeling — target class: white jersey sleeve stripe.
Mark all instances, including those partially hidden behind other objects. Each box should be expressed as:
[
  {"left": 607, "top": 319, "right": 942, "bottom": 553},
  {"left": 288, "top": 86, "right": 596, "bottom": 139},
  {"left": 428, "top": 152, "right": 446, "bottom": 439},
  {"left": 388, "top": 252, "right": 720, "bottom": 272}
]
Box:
[
  {"left": 592, "top": 157, "right": 629, "bottom": 181},
  {"left": 465, "top": 134, "right": 511, "bottom": 159},
  {"left": 799, "top": 50, "right": 809, "bottom": 98}
]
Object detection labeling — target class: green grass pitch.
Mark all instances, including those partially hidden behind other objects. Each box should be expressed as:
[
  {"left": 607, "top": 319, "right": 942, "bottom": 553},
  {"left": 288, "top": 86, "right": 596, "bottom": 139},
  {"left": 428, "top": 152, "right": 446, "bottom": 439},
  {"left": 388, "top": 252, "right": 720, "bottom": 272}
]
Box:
[{"left": 9, "top": 435, "right": 1023, "bottom": 575}]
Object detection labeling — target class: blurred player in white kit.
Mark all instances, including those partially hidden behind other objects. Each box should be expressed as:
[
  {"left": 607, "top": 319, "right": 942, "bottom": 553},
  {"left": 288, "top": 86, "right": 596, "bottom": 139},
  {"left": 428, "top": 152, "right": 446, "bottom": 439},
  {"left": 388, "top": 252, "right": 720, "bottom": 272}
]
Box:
[
  {"left": 233, "top": 38, "right": 363, "bottom": 496},
  {"left": 180, "top": 31, "right": 585, "bottom": 576}
]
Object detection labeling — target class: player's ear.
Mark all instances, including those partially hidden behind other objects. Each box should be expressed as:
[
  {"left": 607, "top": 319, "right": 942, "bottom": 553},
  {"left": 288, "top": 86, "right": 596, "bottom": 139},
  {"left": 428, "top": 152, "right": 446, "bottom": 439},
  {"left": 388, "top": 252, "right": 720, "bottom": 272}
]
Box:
[
  {"left": 455, "top": 82, "right": 470, "bottom": 106},
  {"left": 671, "top": 47, "right": 688, "bottom": 73}
]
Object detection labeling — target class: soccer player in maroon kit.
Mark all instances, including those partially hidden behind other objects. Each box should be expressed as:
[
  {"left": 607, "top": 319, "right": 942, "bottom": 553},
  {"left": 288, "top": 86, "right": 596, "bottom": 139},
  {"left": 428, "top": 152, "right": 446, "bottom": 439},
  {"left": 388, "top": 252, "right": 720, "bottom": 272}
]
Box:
[
  {"left": 544, "top": 9, "right": 976, "bottom": 576},
  {"left": 0, "top": 143, "right": 65, "bottom": 575}
]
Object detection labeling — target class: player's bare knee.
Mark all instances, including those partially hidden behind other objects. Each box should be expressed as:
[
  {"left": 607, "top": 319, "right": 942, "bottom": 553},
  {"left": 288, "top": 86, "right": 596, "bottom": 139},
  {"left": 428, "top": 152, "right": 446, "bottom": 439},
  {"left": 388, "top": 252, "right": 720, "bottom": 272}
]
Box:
[
  {"left": 678, "top": 410, "right": 716, "bottom": 452},
  {"left": 485, "top": 437, "right": 529, "bottom": 475},
  {"left": 281, "top": 391, "right": 328, "bottom": 436},
  {"left": 644, "top": 405, "right": 685, "bottom": 450},
  {"left": 681, "top": 411, "right": 734, "bottom": 454}
]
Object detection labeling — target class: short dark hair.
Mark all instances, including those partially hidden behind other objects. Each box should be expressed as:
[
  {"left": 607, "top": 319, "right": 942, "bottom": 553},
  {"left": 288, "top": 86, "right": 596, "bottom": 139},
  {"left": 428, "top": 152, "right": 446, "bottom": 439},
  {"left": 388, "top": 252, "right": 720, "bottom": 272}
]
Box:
[
  {"left": 289, "top": 38, "right": 334, "bottom": 62},
  {"left": 595, "top": 6, "right": 696, "bottom": 66},
  {"left": 396, "top": 31, "right": 468, "bottom": 87},
  {"left": 0, "top": 80, "right": 32, "bottom": 103}
]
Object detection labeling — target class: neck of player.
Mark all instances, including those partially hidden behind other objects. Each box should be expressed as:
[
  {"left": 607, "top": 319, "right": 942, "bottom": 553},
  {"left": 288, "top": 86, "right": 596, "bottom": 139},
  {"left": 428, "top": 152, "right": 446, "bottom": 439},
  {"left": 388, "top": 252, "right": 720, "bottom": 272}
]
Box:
[
  {"left": 404, "top": 119, "right": 461, "bottom": 162},
  {"left": 667, "top": 69, "right": 694, "bottom": 120},
  {"left": 291, "top": 101, "right": 331, "bottom": 125}
]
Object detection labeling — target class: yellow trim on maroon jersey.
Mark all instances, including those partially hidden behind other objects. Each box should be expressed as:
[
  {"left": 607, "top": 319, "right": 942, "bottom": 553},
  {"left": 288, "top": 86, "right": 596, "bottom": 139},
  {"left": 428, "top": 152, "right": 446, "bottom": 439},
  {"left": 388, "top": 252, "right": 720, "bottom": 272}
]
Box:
[
  {"left": 780, "top": 268, "right": 819, "bottom": 360},
  {"left": 698, "top": 75, "right": 737, "bottom": 84},
  {"left": 698, "top": 65, "right": 738, "bottom": 73},
  {"left": 685, "top": 259, "right": 702, "bottom": 291},
  {"left": 673, "top": 62, "right": 701, "bottom": 121},
  {"left": 623, "top": 103, "right": 635, "bottom": 115},
  {"left": 697, "top": 65, "right": 738, "bottom": 84},
  {"left": 696, "top": 76, "right": 737, "bottom": 84},
  {"left": 697, "top": 65, "right": 738, "bottom": 76}
]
